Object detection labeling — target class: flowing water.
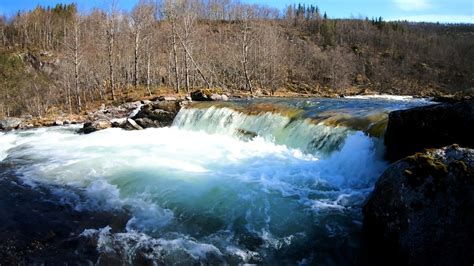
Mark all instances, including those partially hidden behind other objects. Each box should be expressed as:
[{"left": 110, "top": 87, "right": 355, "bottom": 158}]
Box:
[{"left": 0, "top": 97, "right": 432, "bottom": 264}]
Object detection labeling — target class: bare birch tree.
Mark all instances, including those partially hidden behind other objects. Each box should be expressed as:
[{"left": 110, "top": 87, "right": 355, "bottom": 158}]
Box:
[{"left": 130, "top": 0, "right": 156, "bottom": 88}]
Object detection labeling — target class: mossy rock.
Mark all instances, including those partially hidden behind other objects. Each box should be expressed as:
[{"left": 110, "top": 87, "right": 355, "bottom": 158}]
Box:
[{"left": 363, "top": 145, "right": 474, "bottom": 266}]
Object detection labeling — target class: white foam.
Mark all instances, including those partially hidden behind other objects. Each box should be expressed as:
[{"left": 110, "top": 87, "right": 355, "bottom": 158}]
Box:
[
  {"left": 1, "top": 124, "right": 387, "bottom": 264},
  {"left": 82, "top": 227, "right": 225, "bottom": 264},
  {"left": 0, "top": 132, "right": 16, "bottom": 161}
]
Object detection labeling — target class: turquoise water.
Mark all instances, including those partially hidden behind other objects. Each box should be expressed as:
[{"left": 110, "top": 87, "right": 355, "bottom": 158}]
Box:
[{"left": 0, "top": 97, "right": 432, "bottom": 264}]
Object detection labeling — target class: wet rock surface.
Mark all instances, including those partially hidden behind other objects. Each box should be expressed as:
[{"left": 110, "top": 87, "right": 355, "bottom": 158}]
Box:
[
  {"left": 191, "top": 89, "right": 228, "bottom": 101},
  {"left": 122, "top": 118, "right": 144, "bottom": 130},
  {"left": 80, "top": 98, "right": 187, "bottom": 133},
  {"left": 80, "top": 101, "right": 143, "bottom": 134},
  {"left": 0, "top": 117, "right": 23, "bottom": 131},
  {"left": 80, "top": 120, "right": 112, "bottom": 134},
  {"left": 88, "top": 101, "right": 142, "bottom": 122},
  {"left": 384, "top": 100, "right": 474, "bottom": 161},
  {"left": 363, "top": 145, "right": 474, "bottom": 266},
  {"left": 0, "top": 164, "right": 129, "bottom": 264},
  {"left": 131, "top": 100, "right": 181, "bottom": 128}
]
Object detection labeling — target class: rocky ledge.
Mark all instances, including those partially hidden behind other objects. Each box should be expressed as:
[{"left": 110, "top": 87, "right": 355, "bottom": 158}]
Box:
[
  {"left": 190, "top": 89, "right": 229, "bottom": 101},
  {"left": 80, "top": 97, "right": 190, "bottom": 134},
  {"left": 363, "top": 145, "right": 473, "bottom": 266},
  {"left": 384, "top": 100, "right": 474, "bottom": 161}
]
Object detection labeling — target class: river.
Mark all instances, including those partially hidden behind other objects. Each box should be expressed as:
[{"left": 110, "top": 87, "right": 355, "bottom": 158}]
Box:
[{"left": 0, "top": 96, "right": 432, "bottom": 264}]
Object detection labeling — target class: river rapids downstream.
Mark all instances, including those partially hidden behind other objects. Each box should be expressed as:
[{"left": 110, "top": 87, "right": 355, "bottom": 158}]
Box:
[{"left": 0, "top": 97, "right": 432, "bottom": 264}]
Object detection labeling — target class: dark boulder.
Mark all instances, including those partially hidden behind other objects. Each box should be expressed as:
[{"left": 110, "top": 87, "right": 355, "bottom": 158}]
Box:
[
  {"left": 191, "top": 90, "right": 211, "bottom": 101},
  {"left": 149, "top": 101, "right": 181, "bottom": 114},
  {"left": 363, "top": 145, "right": 474, "bottom": 266},
  {"left": 0, "top": 117, "right": 23, "bottom": 131},
  {"left": 80, "top": 120, "right": 112, "bottom": 134},
  {"left": 384, "top": 100, "right": 474, "bottom": 161},
  {"left": 134, "top": 118, "right": 159, "bottom": 129},
  {"left": 191, "top": 90, "right": 229, "bottom": 101},
  {"left": 132, "top": 106, "right": 177, "bottom": 128}
]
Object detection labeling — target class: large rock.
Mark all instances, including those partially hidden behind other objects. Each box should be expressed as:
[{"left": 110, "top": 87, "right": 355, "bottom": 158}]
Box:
[
  {"left": 88, "top": 101, "right": 142, "bottom": 122},
  {"left": 80, "top": 120, "right": 112, "bottom": 134},
  {"left": 122, "top": 118, "right": 143, "bottom": 131},
  {"left": 80, "top": 101, "right": 144, "bottom": 133},
  {"left": 384, "top": 100, "right": 474, "bottom": 161},
  {"left": 190, "top": 90, "right": 228, "bottom": 101},
  {"left": 363, "top": 145, "right": 474, "bottom": 266},
  {"left": 149, "top": 101, "right": 181, "bottom": 114},
  {"left": 0, "top": 117, "right": 23, "bottom": 131},
  {"left": 128, "top": 100, "right": 182, "bottom": 129},
  {"left": 191, "top": 90, "right": 211, "bottom": 101}
]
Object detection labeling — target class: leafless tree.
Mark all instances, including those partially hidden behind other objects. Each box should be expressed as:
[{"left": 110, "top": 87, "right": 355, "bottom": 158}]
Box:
[{"left": 130, "top": 0, "right": 156, "bottom": 88}]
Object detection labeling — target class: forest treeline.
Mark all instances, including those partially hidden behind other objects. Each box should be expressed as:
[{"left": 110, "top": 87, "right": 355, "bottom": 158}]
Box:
[{"left": 0, "top": 0, "right": 473, "bottom": 117}]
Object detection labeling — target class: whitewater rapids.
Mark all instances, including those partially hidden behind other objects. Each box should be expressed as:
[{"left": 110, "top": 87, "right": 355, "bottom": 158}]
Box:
[{"left": 0, "top": 98, "right": 432, "bottom": 264}]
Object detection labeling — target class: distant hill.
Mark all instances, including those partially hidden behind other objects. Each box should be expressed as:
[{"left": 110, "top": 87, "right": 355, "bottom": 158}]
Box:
[{"left": 0, "top": 2, "right": 473, "bottom": 117}]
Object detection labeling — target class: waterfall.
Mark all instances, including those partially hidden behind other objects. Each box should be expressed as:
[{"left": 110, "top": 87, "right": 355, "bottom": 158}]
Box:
[{"left": 172, "top": 106, "right": 371, "bottom": 155}]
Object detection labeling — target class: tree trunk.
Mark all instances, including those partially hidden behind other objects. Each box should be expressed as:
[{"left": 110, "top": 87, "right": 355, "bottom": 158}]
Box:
[
  {"left": 177, "top": 35, "right": 211, "bottom": 89},
  {"left": 171, "top": 22, "right": 180, "bottom": 93},
  {"left": 133, "top": 31, "right": 140, "bottom": 88},
  {"left": 107, "top": 26, "right": 116, "bottom": 101},
  {"left": 146, "top": 38, "right": 152, "bottom": 96},
  {"left": 242, "top": 26, "right": 253, "bottom": 94},
  {"left": 73, "top": 20, "right": 81, "bottom": 112},
  {"left": 184, "top": 52, "right": 190, "bottom": 93}
]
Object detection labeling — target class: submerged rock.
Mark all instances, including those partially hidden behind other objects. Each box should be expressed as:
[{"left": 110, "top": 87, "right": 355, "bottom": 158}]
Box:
[
  {"left": 363, "top": 145, "right": 474, "bottom": 266},
  {"left": 235, "top": 128, "right": 258, "bottom": 140},
  {"left": 0, "top": 117, "right": 23, "bottom": 131},
  {"left": 384, "top": 100, "right": 474, "bottom": 161}
]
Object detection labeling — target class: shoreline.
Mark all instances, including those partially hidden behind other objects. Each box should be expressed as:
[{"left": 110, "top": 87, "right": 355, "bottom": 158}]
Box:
[{"left": 0, "top": 92, "right": 450, "bottom": 132}]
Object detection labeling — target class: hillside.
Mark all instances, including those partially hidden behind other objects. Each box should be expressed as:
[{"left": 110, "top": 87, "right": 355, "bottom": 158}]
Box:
[{"left": 0, "top": 2, "right": 473, "bottom": 117}]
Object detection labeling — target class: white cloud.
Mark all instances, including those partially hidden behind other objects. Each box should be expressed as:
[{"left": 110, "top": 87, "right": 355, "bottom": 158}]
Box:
[{"left": 394, "top": 0, "right": 431, "bottom": 11}]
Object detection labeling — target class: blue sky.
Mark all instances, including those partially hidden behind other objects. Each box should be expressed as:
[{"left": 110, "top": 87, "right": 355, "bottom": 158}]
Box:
[{"left": 0, "top": 0, "right": 472, "bottom": 23}]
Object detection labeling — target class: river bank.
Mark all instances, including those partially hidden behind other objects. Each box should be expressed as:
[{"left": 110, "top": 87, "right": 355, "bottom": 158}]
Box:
[{"left": 0, "top": 89, "right": 450, "bottom": 132}]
